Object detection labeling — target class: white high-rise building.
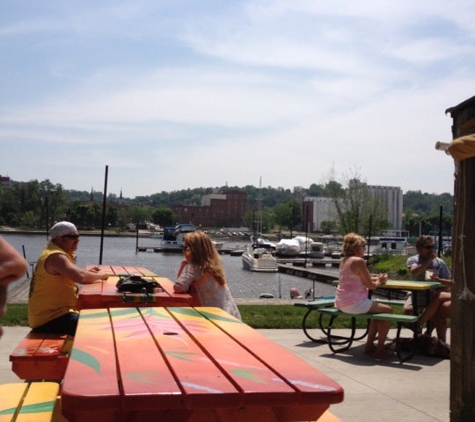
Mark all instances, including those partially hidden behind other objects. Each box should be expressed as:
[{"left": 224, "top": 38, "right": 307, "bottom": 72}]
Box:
[
  {"left": 305, "top": 180, "right": 403, "bottom": 231},
  {"left": 365, "top": 184, "right": 403, "bottom": 230}
]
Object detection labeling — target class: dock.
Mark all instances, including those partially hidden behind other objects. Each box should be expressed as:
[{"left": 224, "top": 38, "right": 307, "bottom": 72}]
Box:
[
  {"left": 136, "top": 245, "right": 342, "bottom": 268},
  {"left": 277, "top": 264, "right": 339, "bottom": 284},
  {"left": 136, "top": 246, "right": 242, "bottom": 254}
]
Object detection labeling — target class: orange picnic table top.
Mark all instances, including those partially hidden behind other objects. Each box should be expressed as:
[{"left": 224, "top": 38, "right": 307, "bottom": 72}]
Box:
[
  {"left": 61, "top": 306, "right": 344, "bottom": 422},
  {"left": 78, "top": 265, "right": 199, "bottom": 309}
]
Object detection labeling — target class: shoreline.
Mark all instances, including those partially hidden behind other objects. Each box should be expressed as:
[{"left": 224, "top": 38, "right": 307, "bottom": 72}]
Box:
[
  {"left": 0, "top": 228, "right": 151, "bottom": 238},
  {"left": 0, "top": 228, "right": 248, "bottom": 242}
]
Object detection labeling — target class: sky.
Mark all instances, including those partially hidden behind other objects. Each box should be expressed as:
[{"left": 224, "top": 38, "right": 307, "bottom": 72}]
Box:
[{"left": 1, "top": 1, "right": 474, "bottom": 198}]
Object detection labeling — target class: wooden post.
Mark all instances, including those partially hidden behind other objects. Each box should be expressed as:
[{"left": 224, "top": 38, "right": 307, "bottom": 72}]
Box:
[{"left": 445, "top": 96, "right": 475, "bottom": 422}]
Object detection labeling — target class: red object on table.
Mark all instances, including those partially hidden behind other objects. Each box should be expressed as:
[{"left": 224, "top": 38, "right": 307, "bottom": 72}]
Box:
[
  {"left": 61, "top": 307, "right": 344, "bottom": 422},
  {"left": 78, "top": 265, "right": 200, "bottom": 309}
]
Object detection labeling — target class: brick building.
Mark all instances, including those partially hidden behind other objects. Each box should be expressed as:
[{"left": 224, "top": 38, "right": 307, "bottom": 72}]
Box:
[{"left": 171, "top": 190, "right": 247, "bottom": 227}]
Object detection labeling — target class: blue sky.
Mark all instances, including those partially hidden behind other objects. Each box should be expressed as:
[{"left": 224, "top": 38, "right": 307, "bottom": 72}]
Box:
[{"left": 1, "top": 1, "right": 473, "bottom": 197}]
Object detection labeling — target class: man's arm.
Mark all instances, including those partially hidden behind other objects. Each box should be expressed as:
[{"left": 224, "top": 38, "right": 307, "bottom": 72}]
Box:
[
  {"left": 44, "top": 253, "right": 108, "bottom": 284},
  {"left": 408, "top": 252, "right": 436, "bottom": 279},
  {"left": 0, "top": 237, "right": 28, "bottom": 287}
]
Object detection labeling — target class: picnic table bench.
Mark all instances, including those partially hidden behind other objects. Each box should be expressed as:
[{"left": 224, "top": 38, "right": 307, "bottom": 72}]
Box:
[
  {"left": 294, "top": 298, "right": 418, "bottom": 363},
  {"left": 9, "top": 332, "right": 73, "bottom": 381},
  {"left": 317, "top": 307, "right": 418, "bottom": 363},
  {"left": 0, "top": 382, "right": 64, "bottom": 422}
]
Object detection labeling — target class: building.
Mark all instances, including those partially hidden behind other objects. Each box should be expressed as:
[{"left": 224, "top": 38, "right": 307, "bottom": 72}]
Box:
[
  {"left": 304, "top": 180, "right": 403, "bottom": 232},
  {"left": 365, "top": 183, "right": 403, "bottom": 230},
  {"left": 304, "top": 197, "right": 336, "bottom": 232},
  {"left": 171, "top": 190, "right": 247, "bottom": 227}
]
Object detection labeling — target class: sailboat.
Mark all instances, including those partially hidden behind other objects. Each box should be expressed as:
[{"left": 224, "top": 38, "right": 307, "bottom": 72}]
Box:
[{"left": 241, "top": 177, "right": 278, "bottom": 273}]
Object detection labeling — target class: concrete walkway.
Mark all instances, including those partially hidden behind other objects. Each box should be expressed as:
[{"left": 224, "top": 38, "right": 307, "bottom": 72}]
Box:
[{"left": 0, "top": 327, "right": 450, "bottom": 422}]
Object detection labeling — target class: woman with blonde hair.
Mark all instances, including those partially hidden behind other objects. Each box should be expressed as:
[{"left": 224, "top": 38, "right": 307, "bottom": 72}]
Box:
[
  {"left": 335, "top": 233, "right": 393, "bottom": 359},
  {"left": 173, "top": 231, "right": 241, "bottom": 319}
]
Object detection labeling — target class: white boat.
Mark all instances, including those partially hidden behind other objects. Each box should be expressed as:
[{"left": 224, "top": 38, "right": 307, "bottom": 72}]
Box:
[
  {"left": 250, "top": 235, "right": 276, "bottom": 251},
  {"left": 160, "top": 223, "right": 195, "bottom": 252},
  {"left": 212, "top": 240, "right": 225, "bottom": 251},
  {"left": 293, "top": 236, "right": 314, "bottom": 254},
  {"left": 309, "top": 242, "right": 324, "bottom": 258},
  {"left": 369, "top": 231, "right": 408, "bottom": 255},
  {"left": 241, "top": 245, "right": 278, "bottom": 272},
  {"left": 275, "top": 239, "right": 301, "bottom": 256}
]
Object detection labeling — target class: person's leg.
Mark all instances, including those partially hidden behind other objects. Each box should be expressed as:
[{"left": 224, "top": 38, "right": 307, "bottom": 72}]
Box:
[
  {"left": 435, "top": 297, "right": 451, "bottom": 342},
  {"left": 375, "top": 320, "right": 392, "bottom": 358},
  {"left": 365, "top": 320, "right": 378, "bottom": 354},
  {"left": 417, "top": 297, "right": 440, "bottom": 328},
  {"left": 32, "top": 312, "right": 79, "bottom": 336},
  {"left": 366, "top": 302, "right": 393, "bottom": 357}
]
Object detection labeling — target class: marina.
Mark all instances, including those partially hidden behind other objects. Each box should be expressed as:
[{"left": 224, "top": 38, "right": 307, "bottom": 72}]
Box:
[{"left": 3, "top": 233, "right": 338, "bottom": 302}]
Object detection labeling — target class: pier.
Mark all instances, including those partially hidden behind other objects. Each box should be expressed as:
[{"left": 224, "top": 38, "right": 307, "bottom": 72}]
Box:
[
  {"left": 137, "top": 244, "right": 342, "bottom": 265},
  {"left": 277, "top": 264, "right": 339, "bottom": 284}
]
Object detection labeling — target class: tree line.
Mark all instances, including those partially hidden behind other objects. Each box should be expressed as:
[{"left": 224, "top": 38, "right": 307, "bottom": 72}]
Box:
[{"left": 0, "top": 178, "right": 453, "bottom": 237}]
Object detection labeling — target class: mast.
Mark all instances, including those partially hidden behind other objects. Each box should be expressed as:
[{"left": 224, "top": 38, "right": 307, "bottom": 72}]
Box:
[{"left": 258, "top": 176, "right": 262, "bottom": 235}]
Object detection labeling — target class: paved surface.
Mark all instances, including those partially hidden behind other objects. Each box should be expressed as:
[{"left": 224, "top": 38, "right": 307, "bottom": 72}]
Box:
[{"left": 0, "top": 327, "right": 450, "bottom": 422}]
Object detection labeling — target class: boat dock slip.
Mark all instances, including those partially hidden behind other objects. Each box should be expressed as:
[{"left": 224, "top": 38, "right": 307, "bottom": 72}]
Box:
[
  {"left": 276, "top": 257, "right": 341, "bottom": 267},
  {"left": 278, "top": 264, "right": 339, "bottom": 284}
]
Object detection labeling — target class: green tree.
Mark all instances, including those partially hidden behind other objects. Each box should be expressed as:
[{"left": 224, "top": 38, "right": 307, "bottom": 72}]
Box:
[
  {"left": 307, "top": 183, "right": 325, "bottom": 197},
  {"left": 151, "top": 207, "right": 176, "bottom": 227},
  {"left": 273, "top": 203, "right": 291, "bottom": 232},
  {"left": 272, "top": 200, "right": 301, "bottom": 236},
  {"left": 106, "top": 207, "right": 118, "bottom": 227},
  {"left": 128, "top": 205, "right": 152, "bottom": 225},
  {"left": 320, "top": 220, "right": 337, "bottom": 234},
  {"left": 324, "top": 170, "right": 390, "bottom": 235}
]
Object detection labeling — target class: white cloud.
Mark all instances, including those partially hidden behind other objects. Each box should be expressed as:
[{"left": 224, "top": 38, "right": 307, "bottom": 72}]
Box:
[{"left": 1, "top": 0, "right": 473, "bottom": 197}]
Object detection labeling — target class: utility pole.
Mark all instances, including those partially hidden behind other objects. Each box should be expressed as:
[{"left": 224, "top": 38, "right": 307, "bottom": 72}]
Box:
[{"left": 444, "top": 96, "right": 475, "bottom": 422}]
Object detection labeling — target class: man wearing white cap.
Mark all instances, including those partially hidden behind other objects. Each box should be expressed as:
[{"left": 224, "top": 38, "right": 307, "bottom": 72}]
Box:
[{"left": 28, "top": 221, "right": 108, "bottom": 336}]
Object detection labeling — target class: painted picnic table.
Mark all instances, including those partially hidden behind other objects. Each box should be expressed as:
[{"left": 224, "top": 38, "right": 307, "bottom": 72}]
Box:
[
  {"left": 78, "top": 265, "right": 199, "bottom": 309},
  {"left": 374, "top": 280, "right": 444, "bottom": 313},
  {"left": 61, "top": 307, "right": 344, "bottom": 422}
]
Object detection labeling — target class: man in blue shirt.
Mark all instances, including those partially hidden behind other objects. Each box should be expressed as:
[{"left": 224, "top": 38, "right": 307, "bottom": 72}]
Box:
[{"left": 405, "top": 235, "right": 451, "bottom": 342}]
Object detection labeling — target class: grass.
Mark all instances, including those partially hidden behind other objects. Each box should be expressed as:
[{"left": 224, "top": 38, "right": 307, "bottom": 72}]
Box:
[
  {"left": 2, "top": 254, "right": 450, "bottom": 329},
  {"left": 368, "top": 253, "right": 452, "bottom": 280},
  {"left": 1, "top": 303, "right": 406, "bottom": 330},
  {"left": 1, "top": 304, "right": 29, "bottom": 327}
]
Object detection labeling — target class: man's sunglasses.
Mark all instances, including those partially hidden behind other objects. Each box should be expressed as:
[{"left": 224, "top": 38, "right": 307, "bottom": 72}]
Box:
[{"left": 62, "top": 234, "right": 80, "bottom": 239}]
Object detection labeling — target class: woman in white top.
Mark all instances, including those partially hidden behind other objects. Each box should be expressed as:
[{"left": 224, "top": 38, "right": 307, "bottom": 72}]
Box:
[{"left": 173, "top": 231, "right": 241, "bottom": 320}]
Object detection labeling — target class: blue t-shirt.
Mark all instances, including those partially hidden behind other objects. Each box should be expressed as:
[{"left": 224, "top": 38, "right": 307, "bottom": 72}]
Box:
[{"left": 406, "top": 255, "right": 451, "bottom": 280}]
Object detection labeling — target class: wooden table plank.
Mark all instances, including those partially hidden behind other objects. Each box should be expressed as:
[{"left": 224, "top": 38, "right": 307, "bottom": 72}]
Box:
[
  {"left": 108, "top": 308, "right": 183, "bottom": 410},
  {"left": 382, "top": 280, "right": 443, "bottom": 290},
  {"left": 0, "top": 383, "right": 28, "bottom": 422},
  {"left": 113, "top": 307, "right": 239, "bottom": 412},
  {"left": 132, "top": 266, "right": 158, "bottom": 277},
  {"left": 194, "top": 307, "right": 344, "bottom": 406},
  {"left": 61, "top": 309, "right": 121, "bottom": 421},
  {"left": 167, "top": 308, "right": 297, "bottom": 402}
]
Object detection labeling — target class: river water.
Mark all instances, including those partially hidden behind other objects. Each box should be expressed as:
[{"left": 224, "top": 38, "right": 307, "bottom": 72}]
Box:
[{"left": 2, "top": 233, "right": 336, "bottom": 300}]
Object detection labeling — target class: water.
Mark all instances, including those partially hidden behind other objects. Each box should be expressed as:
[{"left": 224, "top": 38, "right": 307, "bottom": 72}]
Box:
[{"left": 2, "top": 233, "right": 336, "bottom": 300}]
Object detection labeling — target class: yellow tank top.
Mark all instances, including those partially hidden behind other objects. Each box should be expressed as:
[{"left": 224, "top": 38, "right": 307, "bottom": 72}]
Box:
[{"left": 28, "top": 242, "right": 79, "bottom": 328}]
